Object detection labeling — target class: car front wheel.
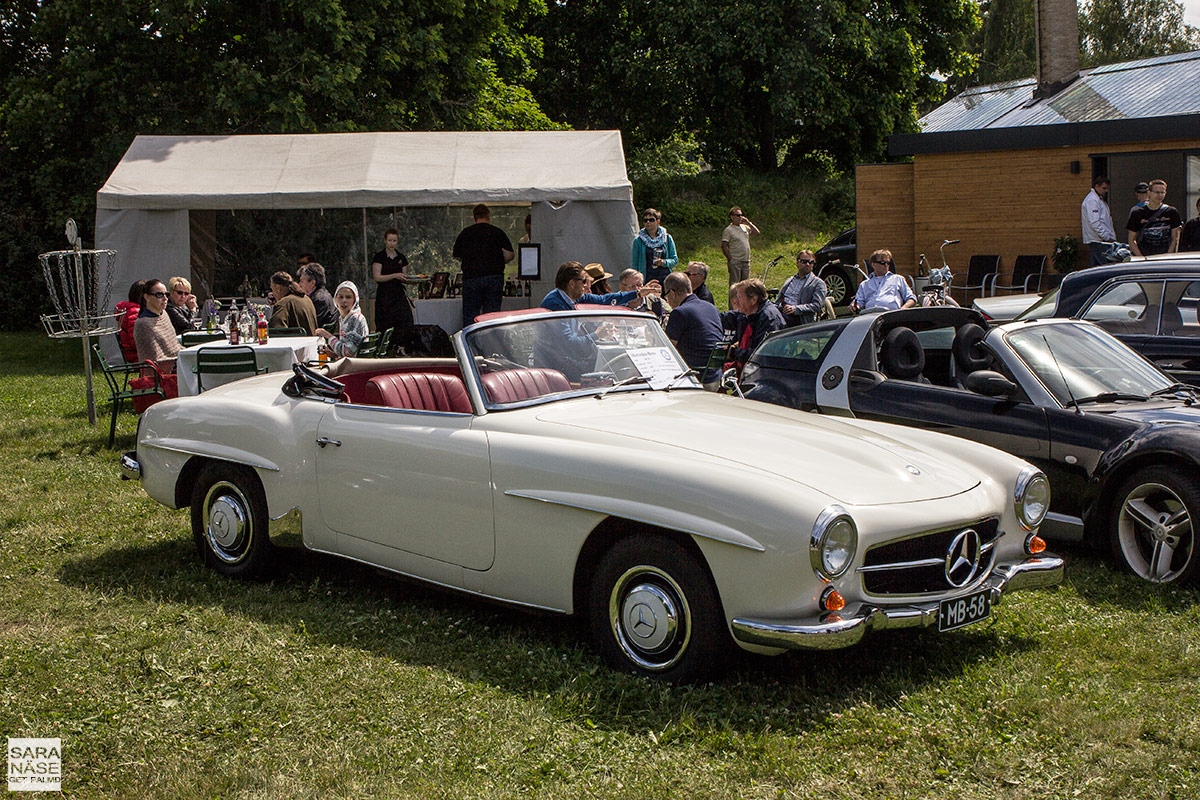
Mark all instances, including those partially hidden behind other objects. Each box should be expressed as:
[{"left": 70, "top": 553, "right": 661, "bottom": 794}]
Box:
[
  {"left": 190, "top": 462, "right": 273, "bottom": 579},
  {"left": 588, "top": 536, "right": 729, "bottom": 683},
  {"left": 1110, "top": 466, "right": 1199, "bottom": 585}
]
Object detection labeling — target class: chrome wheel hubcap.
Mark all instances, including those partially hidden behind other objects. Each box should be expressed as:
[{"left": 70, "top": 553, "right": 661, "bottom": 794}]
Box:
[
  {"left": 1118, "top": 482, "right": 1193, "bottom": 583},
  {"left": 203, "top": 481, "right": 252, "bottom": 564},
  {"left": 609, "top": 566, "right": 691, "bottom": 671}
]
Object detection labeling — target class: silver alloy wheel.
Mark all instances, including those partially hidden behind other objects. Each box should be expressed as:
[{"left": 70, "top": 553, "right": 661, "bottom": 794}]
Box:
[
  {"left": 1116, "top": 481, "right": 1194, "bottom": 583},
  {"left": 202, "top": 480, "right": 254, "bottom": 565},
  {"left": 608, "top": 565, "right": 692, "bottom": 671},
  {"left": 824, "top": 271, "right": 848, "bottom": 305}
]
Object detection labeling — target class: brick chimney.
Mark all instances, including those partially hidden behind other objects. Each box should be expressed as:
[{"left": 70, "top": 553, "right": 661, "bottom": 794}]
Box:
[{"left": 1033, "top": 0, "right": 1080, "bottom": 99}]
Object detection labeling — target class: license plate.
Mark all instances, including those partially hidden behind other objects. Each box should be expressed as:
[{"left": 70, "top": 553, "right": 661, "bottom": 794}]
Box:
[{"left": 938, "top": 589, "right": 991, "bottom": 632}]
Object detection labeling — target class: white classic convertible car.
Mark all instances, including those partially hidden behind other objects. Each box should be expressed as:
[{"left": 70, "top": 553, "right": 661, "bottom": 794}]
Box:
[{"left": 121, "top": 309, "right": 1063, "bottom": 682}]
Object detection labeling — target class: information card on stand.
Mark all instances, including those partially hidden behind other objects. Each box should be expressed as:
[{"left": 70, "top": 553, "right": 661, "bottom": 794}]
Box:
[{"left": 627, "top": 347, "right": 682, "bottom": 389}]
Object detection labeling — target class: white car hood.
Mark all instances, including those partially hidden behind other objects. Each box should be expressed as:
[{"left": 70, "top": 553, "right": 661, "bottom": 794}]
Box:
[{"left": 534, "top": 392, "right": 981, "bottom": 506}]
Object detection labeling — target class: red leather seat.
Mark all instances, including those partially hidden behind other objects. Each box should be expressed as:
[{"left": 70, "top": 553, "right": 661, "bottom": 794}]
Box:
[
  {"left": 479, "top": 368, "right": 571, "bottom": 404},
  {"left": 364, "top": 372, "right": 472, "bottom": 413}
]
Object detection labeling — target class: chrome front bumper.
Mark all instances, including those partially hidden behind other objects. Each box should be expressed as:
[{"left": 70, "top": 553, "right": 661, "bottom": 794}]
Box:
[
  {"left": 730, "top": 554, "right": 1064, "bottom": 651},
  {"left": 119, "top": 450, "right": 141, "bottom": 481}
]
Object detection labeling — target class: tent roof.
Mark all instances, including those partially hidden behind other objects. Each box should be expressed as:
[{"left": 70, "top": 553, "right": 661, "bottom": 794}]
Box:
[{"left": 96, "top": 130, "right": 632, "bottom": 210}]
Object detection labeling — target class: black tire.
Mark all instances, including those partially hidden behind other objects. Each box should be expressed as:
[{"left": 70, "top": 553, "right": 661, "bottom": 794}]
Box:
[
  {"left": 820, "top": 265, "right": 853, "bottom": 307},
  {"left": 190, "top": 462, "right": 274, "bottom": 580},
  {"left": 588, "top": 536, "right": 730, "bottom": 683},
  {"left": 1110, "top": 466, "right": 1200, "bottom": 585}
]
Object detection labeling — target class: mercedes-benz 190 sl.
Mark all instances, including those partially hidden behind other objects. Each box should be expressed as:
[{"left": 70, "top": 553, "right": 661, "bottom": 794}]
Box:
[{"left": 122, "top": 309, "right": 1062, "bottom": 682}]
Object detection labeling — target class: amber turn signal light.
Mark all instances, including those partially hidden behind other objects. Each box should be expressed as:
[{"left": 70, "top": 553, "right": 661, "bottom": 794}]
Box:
[
  {"left": 821, "top": 587, "right": 846, "bottom": 612},
  {"left": 1025, "top": 534, "right": 1046, "bottom": 554}
]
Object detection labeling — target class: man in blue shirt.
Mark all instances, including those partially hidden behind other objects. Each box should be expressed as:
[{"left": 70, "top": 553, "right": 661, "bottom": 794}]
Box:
[
  {"left": 662, "top": 273, "right": 724, "bottom": 384},
  {"left": 849, "top": 250, "right": 916, "bottom": 313}
]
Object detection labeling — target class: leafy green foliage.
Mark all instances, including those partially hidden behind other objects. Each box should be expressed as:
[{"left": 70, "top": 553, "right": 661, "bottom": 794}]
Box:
[
  {"left": 531, "top": 0, "right": 979, "bottom": 171},
  {"left": 1080, "top": 0, "right": 1200, "bottom": 67},
  {"left": 0, "top": 0, "right": 556, "bottom": 329}
]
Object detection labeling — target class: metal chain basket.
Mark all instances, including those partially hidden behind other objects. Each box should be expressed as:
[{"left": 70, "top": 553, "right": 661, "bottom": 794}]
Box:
[{"left": 39, "top": 248, "right": 121, "bottom": 338}]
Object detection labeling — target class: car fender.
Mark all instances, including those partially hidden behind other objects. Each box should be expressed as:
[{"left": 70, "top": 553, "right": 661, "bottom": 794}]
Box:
[{"left": 1088, "top": 423, "right": 1200, "bottom": 525}]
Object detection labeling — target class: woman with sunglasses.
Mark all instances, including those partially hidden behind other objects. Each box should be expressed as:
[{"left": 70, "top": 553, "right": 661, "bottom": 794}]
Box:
[
  {"left": 631, "top": 208, "right": 677, "bottom": 286},
  {"left": 165, "top": 276, "right": 200, "bottom": 334},
  {"left": 134, "top": 280, "right": 182, "bottom": 373}
]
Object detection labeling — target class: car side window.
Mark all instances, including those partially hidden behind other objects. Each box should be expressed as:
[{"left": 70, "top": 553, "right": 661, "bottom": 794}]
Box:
[
  {"left": 1080, "top": 280, "right": 1155, "bottom": 335},
  {"left": 1168, "top": 280, "right": 1200, "bottom": 336},
  {"left": 755, "top": 327, "right": 837, "bottom": 365}
]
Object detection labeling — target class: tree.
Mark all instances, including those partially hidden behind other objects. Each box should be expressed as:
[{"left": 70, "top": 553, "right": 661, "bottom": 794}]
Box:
[
  {"left": 1080, "top": 0, "right": 1200, "bottom": 66},
  {"left": 0, "top": 0, "right": 554, "bottom": 328},
  {"left": 530, "top": 0, "right": 979, "bottom": 171}
]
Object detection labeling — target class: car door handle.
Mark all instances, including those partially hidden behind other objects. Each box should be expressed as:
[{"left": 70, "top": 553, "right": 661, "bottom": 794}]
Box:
[{"left": 315, "top": 437, "right": 341, "bottom": 448}]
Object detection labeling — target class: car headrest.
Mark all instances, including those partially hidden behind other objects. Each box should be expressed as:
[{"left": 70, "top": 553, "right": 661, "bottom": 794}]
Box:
[
  {"left": 879, "top": 326, "right": 925, "bottom": 381},
  {"left": 952, "top": 323, "right": 990, "bottom": 374}
]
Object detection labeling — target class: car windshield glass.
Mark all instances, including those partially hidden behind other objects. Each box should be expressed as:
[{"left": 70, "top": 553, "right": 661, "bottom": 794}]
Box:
[
  {"left": 754, "top": 325, "right": 839, "bottom": 362},
  {"left": 1004, "top": 323, "right": 1174, "bottom": 406},
  {"left": 1014, "top": 287, "right": 1059, "bottom": 320},
  {"left": 465, "top": 312, "right": 697, "bottom": 406}
]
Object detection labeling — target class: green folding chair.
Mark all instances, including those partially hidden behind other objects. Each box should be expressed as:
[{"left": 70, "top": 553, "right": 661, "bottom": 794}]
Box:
[
  {"left": 356, "top": 331, "right": 385, "bottom": 357},
  {"left": 193, "top": 346, "right": 266, "bottom": 392},
  {"left": 270, "top": 327, "right": 310, "bottom": 337},
  {"left": 181, "top": 331, "right": 227, "bottom": 347},
  {"left": 92, "top": 344, "right": 168, "bottom": 446}
]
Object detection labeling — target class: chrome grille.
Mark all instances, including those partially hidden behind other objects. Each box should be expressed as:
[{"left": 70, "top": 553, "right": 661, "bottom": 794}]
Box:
[{"left": 859, "top": 518, "right": 999, "bottom": 596}]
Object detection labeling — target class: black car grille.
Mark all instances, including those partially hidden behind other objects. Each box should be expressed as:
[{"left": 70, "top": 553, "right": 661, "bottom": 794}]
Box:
[{"left": 859, "top": 518, "right": 999, "bottom": 596}]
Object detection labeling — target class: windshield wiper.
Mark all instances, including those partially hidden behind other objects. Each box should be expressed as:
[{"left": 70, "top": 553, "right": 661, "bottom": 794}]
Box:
[
  {"left": 595, "top": 374, "right": 649, "bottom": 399},
  {"left": 1150, "top": 383, "right": 1200, "bottom": 398},
  {"left": 664, "top": 368, "right": 699, "bottom": 390},
  {"left": 1066, "top": 391, "right": 1148, "bottom": 408}
]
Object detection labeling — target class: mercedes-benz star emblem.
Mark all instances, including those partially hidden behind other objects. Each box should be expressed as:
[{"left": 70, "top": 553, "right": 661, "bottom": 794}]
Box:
[
  {"left": 945, "top": 529, "right": 981, "bottom": 588},
  {"left": 631, "top": 604, "right": 656, "bottom": 636}
]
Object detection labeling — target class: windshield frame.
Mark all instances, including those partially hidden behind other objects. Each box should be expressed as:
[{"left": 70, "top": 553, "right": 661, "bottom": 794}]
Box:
[{"left": 460, "top": 309, "right": 701, "bottom": 412}]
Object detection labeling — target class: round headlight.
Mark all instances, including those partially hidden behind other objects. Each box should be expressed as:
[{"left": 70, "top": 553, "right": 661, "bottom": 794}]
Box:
[
  {"left": 1015, "top": 468, "right": 1051, "bottom": 530},
  {"left": 810, "top": 505, "right": 858, "bottom": 580}
]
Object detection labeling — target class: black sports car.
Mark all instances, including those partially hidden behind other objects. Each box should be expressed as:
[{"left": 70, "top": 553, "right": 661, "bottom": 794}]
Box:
[{"left": 740, "top": 307, "right": 1200, "bottom": 585}]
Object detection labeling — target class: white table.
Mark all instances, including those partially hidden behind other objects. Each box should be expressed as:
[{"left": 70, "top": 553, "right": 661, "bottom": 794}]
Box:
[
  {"left": 176, "top": 336, "right": 321, "bottom": 396},
  {"left": 414, "top": 297, "right": 534, "bottom": 335}
]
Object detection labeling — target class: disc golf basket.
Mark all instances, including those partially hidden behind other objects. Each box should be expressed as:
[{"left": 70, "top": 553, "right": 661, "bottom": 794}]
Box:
[{"left": 39, "top": 220, "right": 120, "bottom": 426}]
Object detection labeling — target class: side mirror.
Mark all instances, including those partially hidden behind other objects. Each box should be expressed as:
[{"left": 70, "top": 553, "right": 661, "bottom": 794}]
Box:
[
  {"left": 720, "top": 368, "right": 744, "bottom": 398},
  {"left": 964, "top": 370, "right": 1018, "bottom": 398}
]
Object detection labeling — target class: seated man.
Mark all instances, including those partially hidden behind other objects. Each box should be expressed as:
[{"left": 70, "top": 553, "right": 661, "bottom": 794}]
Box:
[
  {"left": 849, "top": 249, "right": 916, "bottom": 313},
  {"left": 618, "top": 268, "right": 664, "bottom": 319},
  {"left": 662, "top": 272, "right": 723, "bottom": 384},
  {"left": 720, "top": 279, "right": 787, "bottom": 369},
  {"left": 776, "top": 250, "right": 828, "bottom": 326},
  {"left": 684, "top": 261, "right": 716, "bottom": 305}
]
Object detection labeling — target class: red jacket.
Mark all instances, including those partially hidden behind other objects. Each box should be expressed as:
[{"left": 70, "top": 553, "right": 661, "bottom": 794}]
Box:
[{"left": 116, "top": 301, "right": 140, "bottom": 363}]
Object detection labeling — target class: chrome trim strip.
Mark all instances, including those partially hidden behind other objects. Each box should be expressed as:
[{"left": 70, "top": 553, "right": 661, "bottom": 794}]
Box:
[
  {"left": 856, "top": 557, "right": 943, "bottom": 573},
  {"left": 731, "top": 554, "right": 1063, "bottom": 651},
  {"left": 503, "top": 490, "right": 765, "bottom": 552}
]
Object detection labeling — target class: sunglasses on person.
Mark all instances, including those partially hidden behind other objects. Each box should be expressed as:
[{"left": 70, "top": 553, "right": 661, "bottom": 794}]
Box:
[
  {"left": 871, "top": 260, "right": 890, "bottom": 266},
  {"left": 147, "top": 291, "right": 168, "bottom": 298},
  {"left": 797, "top": 258, "right": 816, "bottom": 265},
  {"left": 643, "top": 217, "right": 656, "bottom": 222}
]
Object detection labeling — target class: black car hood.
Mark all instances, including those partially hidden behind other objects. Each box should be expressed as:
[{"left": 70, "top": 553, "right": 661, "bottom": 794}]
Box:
[{"left": 1099, "top": 401, "right": 1200, "bottom": 426}]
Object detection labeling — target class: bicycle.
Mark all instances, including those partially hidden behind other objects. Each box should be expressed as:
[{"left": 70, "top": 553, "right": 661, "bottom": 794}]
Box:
[{"left": 918, "top": 239, "right": 961, "bottom": 308}]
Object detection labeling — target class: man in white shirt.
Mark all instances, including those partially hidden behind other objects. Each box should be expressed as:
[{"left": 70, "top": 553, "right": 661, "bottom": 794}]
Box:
[
  {"left": 1081, "top": 175, "right": 1117, "bottom": 266},
  {"left": 850, "top": 250, "right": 916, "bottom": 313}
]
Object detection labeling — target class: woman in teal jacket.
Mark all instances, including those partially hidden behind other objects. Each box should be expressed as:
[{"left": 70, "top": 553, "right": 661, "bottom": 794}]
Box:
[{"left": 631, "top": 208, "right": 677, "bottom": 285}]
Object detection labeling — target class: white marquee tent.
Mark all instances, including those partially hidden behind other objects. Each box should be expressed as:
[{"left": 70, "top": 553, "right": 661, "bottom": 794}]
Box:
[{"left": 95, "top": 130, "right": 638, "bottom": 320}]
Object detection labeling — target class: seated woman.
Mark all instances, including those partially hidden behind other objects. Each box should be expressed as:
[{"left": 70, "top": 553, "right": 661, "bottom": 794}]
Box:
[
  {"left": 316, "top": 281, "right": 369, "bottom": 358},
  {"left": 165, "top": 276, "right": 200, "bottom": 334},
  {"left": 720, "top": 279, "right": 786, "bottom": 370},
  {"left": 268, "top": 271, "right": 318, "bottom": 335},
  {"left": 132, "top": 279, "right": 180, "bottom": 400},
  {"left": 116, "top": 279, "right": 146, "bottom": 363}
]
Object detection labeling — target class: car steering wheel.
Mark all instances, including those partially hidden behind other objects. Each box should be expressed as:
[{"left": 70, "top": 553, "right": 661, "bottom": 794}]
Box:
[{"left": 283, "top": 362, "right": 346, "bottom": 400}]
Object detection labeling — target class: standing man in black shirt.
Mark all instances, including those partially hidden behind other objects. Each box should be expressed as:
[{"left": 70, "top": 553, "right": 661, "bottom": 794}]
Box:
[
  {"left": 453, "top": 204, "right": 514, "bottom": 329},
  {"left": 1126, "top": 179, "right": 1182, "bottom": 256},
  {"left": 1181, "top": 197, "right": 1200, "bottom": 253}
]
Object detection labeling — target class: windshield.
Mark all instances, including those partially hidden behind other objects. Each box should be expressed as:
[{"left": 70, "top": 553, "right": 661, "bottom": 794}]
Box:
[
  {"left": 465, "top": 312, "right": 698, "bottom": 407},
  {"left": 1014, "top": 287, "right": 1060, "bottom": 320},
  {"left": 1004, "top": 323, "right": 1174, "bottom": 406}
]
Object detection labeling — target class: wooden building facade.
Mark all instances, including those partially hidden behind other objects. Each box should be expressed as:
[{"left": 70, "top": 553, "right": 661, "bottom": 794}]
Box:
[{"left": 856, "top": 51, "right": 1200, "bottom": 289}]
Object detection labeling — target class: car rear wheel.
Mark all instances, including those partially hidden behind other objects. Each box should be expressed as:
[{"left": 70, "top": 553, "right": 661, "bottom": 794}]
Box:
[
  {"left": 1110, "top": 466, "right": 1199, "bottom": 585},
  {"left": 190, "top": 462, "right": 273, "bottom": 579},
  {"left": 588, "top": 536, "right": 729, "bottom": 683},
  {"left": 821, "top": 265, "right": 852, "bottom": 307}
]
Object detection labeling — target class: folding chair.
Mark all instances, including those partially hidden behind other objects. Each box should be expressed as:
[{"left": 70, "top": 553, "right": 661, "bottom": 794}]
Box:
[
  {"left": 269, "top": 327, "right": 310, "bottom": 337},
  {"left": 950, "top": 255, "right": 999, "bottom": 302},
  {"left": 193, "top": 346, "right": 266, "bottom": 392},
  {"left": 356, "top": 331, "right": 385, "bottom": 357},
  {"left": 991, "top": 255, "right": 1047, "bottom": 295},
  {"left": 92, "top": 344, "right": 168, "bottom": 447},
  {"left": 181, "top": 331, "right": 227, "bottom": 347}
]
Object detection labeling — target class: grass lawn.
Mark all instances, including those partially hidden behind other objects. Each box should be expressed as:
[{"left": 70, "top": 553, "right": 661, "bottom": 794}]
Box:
[{"left": 2, "top": 331, "right": 1199, "bottom": 799}]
